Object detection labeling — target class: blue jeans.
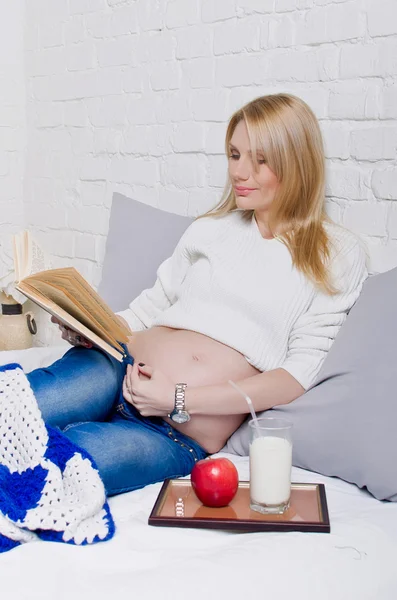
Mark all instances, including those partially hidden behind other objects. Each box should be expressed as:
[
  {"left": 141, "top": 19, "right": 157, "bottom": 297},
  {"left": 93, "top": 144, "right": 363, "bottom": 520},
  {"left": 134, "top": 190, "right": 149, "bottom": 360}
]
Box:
[{"left": 26, "top": 347, "right": 207, "bottom": 496}]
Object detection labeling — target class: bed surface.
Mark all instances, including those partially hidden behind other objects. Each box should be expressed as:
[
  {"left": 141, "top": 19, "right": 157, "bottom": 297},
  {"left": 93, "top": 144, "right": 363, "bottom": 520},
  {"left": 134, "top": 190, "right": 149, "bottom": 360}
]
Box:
[{"left": 1, "top": 347, "right": 397, "bottom": 600}]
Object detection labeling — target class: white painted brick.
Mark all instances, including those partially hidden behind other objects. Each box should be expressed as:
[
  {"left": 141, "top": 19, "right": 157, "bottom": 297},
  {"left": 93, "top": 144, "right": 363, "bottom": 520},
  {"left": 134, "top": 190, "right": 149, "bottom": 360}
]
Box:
[
  {"left": 64, "top": 17, "right": 86, "bottom": 44},
  {"left": 368, "top": 0, "right": 397, "bottom": 37},
  {"left": 70, "top": 129, "right": 95, "bottom": 155},
  {"left": 361, "top": 236, "right": 397, "bottom": 274},
  {"left": 63, "top": 100, "right": 88, "bottom": 126},
  {"left": 110, "top": 4, "right": 139, "bottom": 36},
  {"left": 389, "top": 204, "right": 397, "bottom": 238},
  {"left": 0, "top": 152, "right": 9, "bottom": 176},
  {"left": 136, "top": 31, "right": 175, "bottom": 63},
  {"left": 343, "top": 201, "right": 388, "bottom": 236},
  {"left": 171, "top": 122, "right": 205, "bottom": 152},
  {"left": 320, "top": 123, "right": 350, "bottom": 159},
  {"left": 75, "top": 233, "right": 97, "bottom": 260},
  {"left": 275, "top": 0, "right": 311, "bottom": 11},
  {"left": 96, "top": 67, "right": 125, "bottom": 96},
  {"left": 327, "top": 166, "right": 366, "bottom": 200},
  {"left": 213, "top": 19, "right": 260, "bottom": 55},
  {"left": 68, "top": 205, "right": 110, "bottom": 235},
  {"left": 175, "top": 26, "right": 212, "bottom": 59},
  {"left": 127, "top": 95, "right": 157, "bottom": 125},
  {"left": 80, "top": 181, "right": 107, "bottom": 206},
  {"left": 121, "top": 124, "right": 171, "bottom": 155},
  {"left": 34, "top": 102, "right": 64, "bottom": 128},
  {"left": 207, "top": 155, "right": 228, "bottom": 188},
  {"left": 372, "top": 168, "right": 397, "bottom": 200},
  {"left": 205, "top": 123, "right": 227, "bottom": 154},
  {"left": 191, "top": 89, "right": 230, "bottom": 122},
  {"left": 202, "top": 0, "right": 236, "bottom": 23},
  {"left": 158, "top": 188, "right": 189, "bottom": 215},
  {"left": 156, "top": 91, "right": 193, "bottom": 123},
  {"left": 85, "top": 12, "right": 110, "bottom": 38},
  {"left": 109, "top": 156, "right": 159, "bottom": 186},
  {"left": 95, "top": 235, "right": 107, "bottom": 265},
  {"left": 350, "top": 127, "right": 397, "bottom": 161},
  {"left": 26, "top": 48, "right": 66, "bottom": 77},
  {"left": 150, "top": 62, "right": 181, "bottom": 91},
  {"left": 123, "top": 66, "right": 148, "bottom": 93},
  {"left": 237, "top": 0, "right": 274, "bottom": 16},
  {"left": 50, "top": 152, "right": 80, "bottom": 180},
  {"left": 165, "top": 0, "right": 200, "bottom": 28},
  {"left": 96, "top": 38, "right": 134, "bottom": 67},
  {"left": 67, "top": 41, "right": 96, "bottom": 71},
  {"left": 107, "top": 0, "right": 132, "bottom": 5},
  {"left": 31, "top": 129, "right": 72, "bottom": 154},
  {"left": 324, "top": 198, "right": 343, "bottom": 224},
  {"left": 27, "top": 0, "right": 68, "bottom": 19},
  {"left": 80, "top": 156, "right": 109, "bottom": 180},
  {"left": 94, "top": 128, "right": 122, "bottom": 154},
  {"left": 188, "top": 188, "right": 220, "bottom": 216},
  {"left": 381, "top": 83, "right": 397, "bottom": 119},
  {"left": 25, "top": 202, "right": 67, "bottom": 229},
  {"left": 25, "top": 22, "right": 39, "bottom": 52},
  {"left": 183, "top": 58, "right": 214, "bottom": 89},
  {"left": 136, "top": 0, "right": 167, "bottom": 32},
  {"left": 39, "top": 18, "right": 64, "bottom": 48},
  {"left": 86, "top": 95, "right": 127, "bottom": 126},
  {"left": 0, "top": 127, "right": 24, "bottom": 152},
  {"left": 340, "top": 39, "right": 397, "bottom": 79},
  {"left": 268, "top": 14, "right": 296, "bottom": 48},
  {"left": 268, "top": 46, "right": 339, "bottom": 82},
  {"left": 215, "top": 54, "right": 268, "bottom": 87},
  {"left": 0, "top": 77, "right": 19, "bottom": 104},
  {"left": 41, "top": 230, "right": 75, "bottom": 258},
  {"left": 296, "top": 3, "right": 364, "bottom": 45},
  {"left": 162, "top": 154, "right": 206, "bottom": 187},
  {"left": 69, "top": 0, "right": 106, "bottom": 15},
  {"left": 329, "top": 81, "right": 379, "bottom": 120}
]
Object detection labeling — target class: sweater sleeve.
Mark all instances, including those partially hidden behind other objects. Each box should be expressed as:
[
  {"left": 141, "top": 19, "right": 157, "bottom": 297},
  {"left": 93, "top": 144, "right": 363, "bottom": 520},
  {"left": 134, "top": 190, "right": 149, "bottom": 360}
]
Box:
[
  {"left": 280, "top": 236, "right": 368, "bottom": 391},
  {"left": 116, "top": 228, "right": 192, "bottom": 332}
]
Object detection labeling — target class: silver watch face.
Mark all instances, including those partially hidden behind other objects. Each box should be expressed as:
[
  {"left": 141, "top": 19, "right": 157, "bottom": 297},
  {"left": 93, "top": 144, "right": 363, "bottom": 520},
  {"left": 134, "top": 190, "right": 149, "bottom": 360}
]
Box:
[{"left": 171, "top": 411, "right": 191, "bottom": 424}]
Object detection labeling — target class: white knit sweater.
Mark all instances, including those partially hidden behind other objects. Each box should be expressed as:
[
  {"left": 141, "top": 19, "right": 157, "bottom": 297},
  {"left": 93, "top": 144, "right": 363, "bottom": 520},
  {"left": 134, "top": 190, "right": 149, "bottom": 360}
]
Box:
[{"left": 117, "top": 211, "right": 367, "bottom": 390}]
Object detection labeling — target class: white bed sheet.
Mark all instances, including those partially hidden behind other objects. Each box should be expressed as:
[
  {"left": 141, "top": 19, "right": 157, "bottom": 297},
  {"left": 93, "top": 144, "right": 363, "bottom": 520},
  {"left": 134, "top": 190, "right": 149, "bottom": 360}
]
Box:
[{"left": 1, "top": 347, "right": 397, "bottom": 600}]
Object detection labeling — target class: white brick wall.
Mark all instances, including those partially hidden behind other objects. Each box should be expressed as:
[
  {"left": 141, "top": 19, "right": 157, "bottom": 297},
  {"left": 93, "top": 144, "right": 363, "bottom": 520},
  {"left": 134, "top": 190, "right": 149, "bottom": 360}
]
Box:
[
  {"left": 0, "top": 0, "right": 26, "bottom": 294},
  {"left": 2, "top": 0, "right": 397, "bottom": 344}
]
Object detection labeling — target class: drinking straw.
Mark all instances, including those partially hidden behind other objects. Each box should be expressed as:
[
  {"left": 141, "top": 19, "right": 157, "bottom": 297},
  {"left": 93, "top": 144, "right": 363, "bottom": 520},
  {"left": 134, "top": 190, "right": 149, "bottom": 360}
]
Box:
[{"left": 228, "top": 379, "right": 261, "bottom": 437}]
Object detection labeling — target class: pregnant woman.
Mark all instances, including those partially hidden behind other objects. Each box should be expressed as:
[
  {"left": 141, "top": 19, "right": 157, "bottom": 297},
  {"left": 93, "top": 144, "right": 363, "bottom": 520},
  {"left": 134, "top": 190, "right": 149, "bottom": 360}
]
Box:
[{"left": 27, "top": 93, "right": 367, "bottom": 496}]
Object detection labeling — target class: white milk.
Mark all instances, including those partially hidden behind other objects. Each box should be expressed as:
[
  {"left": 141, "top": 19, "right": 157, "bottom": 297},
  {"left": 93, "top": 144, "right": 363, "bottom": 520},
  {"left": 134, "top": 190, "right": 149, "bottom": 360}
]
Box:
[{"left": 249, "top": 436, "right": 292, "bottom": 506}]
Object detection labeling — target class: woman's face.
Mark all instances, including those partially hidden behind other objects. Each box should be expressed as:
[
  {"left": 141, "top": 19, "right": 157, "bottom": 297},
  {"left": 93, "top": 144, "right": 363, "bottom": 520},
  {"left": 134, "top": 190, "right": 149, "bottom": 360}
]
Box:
[{"left": 228, "top": 119, "right": 280, "bottom": 218}]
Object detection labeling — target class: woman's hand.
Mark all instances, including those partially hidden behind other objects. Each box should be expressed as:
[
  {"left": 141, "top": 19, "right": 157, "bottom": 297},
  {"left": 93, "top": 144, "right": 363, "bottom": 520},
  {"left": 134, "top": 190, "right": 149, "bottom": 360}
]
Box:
[
  {"left": 122, "top": 362, "right": 175, "bottom": 417},
  {"left": 51, "top": 316, "right": 93, "bottom": 348}
]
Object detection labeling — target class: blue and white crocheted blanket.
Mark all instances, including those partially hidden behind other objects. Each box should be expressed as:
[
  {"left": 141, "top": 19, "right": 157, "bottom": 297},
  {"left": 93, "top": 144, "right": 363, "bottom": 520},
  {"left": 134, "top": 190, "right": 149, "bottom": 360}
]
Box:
[{"left": 0, "top": 363, "right": 115, "bottom": 553}]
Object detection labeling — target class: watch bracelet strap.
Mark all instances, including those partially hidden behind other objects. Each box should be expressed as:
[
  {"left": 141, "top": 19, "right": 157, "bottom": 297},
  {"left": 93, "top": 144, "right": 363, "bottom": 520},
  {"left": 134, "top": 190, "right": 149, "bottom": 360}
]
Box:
[{"left": 169, "top": 383, "right": 187, "bottom": 416}]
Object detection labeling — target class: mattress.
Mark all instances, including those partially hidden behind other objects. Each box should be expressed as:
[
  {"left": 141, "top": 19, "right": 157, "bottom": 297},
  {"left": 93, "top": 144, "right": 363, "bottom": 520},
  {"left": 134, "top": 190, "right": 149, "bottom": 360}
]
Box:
[{"left": 1, "top": 347, "right": 397, "bottom": 600}]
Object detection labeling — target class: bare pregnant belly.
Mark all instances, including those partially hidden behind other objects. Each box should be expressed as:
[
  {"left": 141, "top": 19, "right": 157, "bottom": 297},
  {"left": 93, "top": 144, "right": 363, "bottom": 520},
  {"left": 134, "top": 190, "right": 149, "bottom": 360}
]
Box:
[{"left": 126, "top": 326, "right": 260, "bottom": 453}]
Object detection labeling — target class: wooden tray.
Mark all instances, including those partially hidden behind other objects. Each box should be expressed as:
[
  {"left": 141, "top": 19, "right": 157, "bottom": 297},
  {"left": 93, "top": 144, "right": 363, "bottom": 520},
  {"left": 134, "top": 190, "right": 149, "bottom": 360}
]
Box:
[{"left": 148, "top": 480, "right": 330, "bottom": 533}]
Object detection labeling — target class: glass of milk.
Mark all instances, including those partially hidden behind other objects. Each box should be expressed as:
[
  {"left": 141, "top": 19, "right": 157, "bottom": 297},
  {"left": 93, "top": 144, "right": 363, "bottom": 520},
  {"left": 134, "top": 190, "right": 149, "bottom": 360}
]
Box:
[{"left": 249, "top": 417, "right": 293, "bottom": 515}]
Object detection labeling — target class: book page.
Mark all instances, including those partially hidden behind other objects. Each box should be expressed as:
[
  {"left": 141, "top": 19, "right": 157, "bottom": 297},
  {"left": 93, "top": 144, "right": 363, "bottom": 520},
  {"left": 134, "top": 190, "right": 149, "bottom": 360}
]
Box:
[
  {"left": 16, "top": 281, "right": 124, "bottom": 362},
  {"left": 24, "top": 278, "right": 123, "bottom": 352},
  {"left": 27, "top": 267, "right": 130, "bottom": 343},
  {"left": 13, "top": 230, "right": 51, "bottom": 281}
]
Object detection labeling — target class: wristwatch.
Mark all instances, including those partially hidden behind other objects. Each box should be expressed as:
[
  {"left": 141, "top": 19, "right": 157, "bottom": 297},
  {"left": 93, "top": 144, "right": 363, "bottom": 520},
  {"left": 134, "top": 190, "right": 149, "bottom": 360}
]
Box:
[{"left": 168, "top": 383, "right": 190, "bottom": 424}]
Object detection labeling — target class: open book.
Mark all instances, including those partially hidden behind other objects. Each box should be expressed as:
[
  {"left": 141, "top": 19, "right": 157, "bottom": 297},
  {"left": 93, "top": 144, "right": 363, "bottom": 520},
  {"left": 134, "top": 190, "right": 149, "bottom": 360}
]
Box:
[{"left": 13, "top": 231, "right": 131, "bottom": 362}]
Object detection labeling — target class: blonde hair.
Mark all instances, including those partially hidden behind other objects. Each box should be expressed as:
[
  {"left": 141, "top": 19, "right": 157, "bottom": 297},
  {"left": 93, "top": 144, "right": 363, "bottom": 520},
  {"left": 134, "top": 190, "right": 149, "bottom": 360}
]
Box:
[{"left": 199, "top": 93, "right": 335, "bottom": 294}]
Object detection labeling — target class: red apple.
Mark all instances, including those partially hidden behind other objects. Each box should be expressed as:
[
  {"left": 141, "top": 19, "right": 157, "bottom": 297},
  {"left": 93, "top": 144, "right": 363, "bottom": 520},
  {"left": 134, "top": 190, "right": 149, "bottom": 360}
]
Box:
[{"left": 191, "top": 457, "right": 239, "bottom": 508}]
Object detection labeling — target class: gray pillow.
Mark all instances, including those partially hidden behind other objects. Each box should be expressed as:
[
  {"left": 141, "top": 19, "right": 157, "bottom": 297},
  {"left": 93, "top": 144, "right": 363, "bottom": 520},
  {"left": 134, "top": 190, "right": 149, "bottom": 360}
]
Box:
[
  {"left": 99, "top": 193, "right": 193, "bottom": 311},
  {"left": 224, "top": 267, "right": 397, "bottom": 502}
]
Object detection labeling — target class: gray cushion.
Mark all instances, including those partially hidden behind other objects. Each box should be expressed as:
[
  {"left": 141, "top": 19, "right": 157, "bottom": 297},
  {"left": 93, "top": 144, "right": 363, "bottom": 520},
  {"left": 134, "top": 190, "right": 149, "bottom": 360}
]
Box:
[
  {"left": 224, "top": 267, "right": 397, "bottom": 501},
  {"left": 99, "top": 193, "right": 193, "bottom": 311}
]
